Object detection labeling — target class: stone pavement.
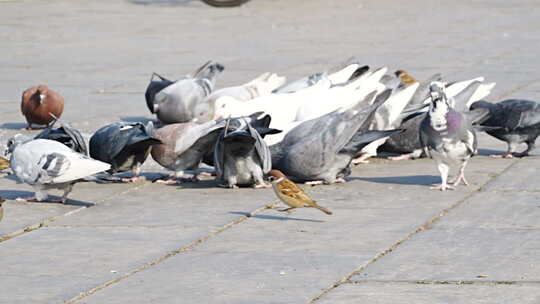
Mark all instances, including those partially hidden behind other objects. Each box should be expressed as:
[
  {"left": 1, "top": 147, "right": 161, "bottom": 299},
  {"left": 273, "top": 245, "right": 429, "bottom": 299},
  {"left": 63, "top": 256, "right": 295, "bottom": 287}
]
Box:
[{"left": 1, "top": 0, "right": 540, "bottom": 303}]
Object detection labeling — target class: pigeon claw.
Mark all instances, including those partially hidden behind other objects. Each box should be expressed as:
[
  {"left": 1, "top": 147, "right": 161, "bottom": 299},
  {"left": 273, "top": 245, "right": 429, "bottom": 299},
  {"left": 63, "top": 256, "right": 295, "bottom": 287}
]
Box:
[
  {"left": 254, "top": 182, "right": 271, "bottom": 189},
  {"left": 430, "top": 184, "right": 455, "bottom": 191},
  {"left": 489, "top": 154, "right": 513, "bottom": 159}
]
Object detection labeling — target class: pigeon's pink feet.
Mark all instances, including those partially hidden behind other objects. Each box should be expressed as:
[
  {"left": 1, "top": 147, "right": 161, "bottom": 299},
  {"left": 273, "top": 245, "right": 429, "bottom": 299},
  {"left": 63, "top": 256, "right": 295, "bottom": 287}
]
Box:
[
  {"left": 430, "top": 184, "right": 455, "bottom": 191},
  {"left": 352, "top": 154, "right": 371, "bottom": 165},
  {"left": 254, "top": 182, "right": 272, "bottom": 189},
  {"left": 388, "top": 154, "right": 413, "bottom": 161},
  {"left": 121, "top": 176, "right": 146, "bottom": 183},
  {"left": 449, "top": 174, "right": 469, "bottom": 187},
  {"left": 16, "top": 196, "right": 65, "bottom": 203},
  {"left": 489, "top": 154, "right": 513, "bottom": 159}
]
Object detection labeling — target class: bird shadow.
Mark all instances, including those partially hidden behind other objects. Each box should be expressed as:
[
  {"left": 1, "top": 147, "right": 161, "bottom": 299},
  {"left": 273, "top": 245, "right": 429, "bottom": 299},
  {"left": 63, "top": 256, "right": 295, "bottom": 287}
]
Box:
[
  {"left": 350, "top": 175, "right": 440, "bottom": 186},
  {"left": 477, "top": 148, "right": 503, "bottom": 156},
  {"left": 119, "top": 116, "right": 158, "bottom": 124},
  {"left": 229, "top": 211, "right": 325, "bottom": 223},
  {"left": 0, "top": 190, "right": 94, "bottom": 207},
  {"left": 127, "top": 0, "right": 194, "bottom": 5},
  {"left": 0, "top": 122, "right": 27, "bottom": 130}
]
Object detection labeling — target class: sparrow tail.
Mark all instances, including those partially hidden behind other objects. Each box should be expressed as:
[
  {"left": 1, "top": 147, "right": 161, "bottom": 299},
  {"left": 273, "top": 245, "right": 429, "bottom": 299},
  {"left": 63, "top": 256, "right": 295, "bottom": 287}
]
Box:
[{"left": 313, "top": 204, "right": 332, "bottom": 215}]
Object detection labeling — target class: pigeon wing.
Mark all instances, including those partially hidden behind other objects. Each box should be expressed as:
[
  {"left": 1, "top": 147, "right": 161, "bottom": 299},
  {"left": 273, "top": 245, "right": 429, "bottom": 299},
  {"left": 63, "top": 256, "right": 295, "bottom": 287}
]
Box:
[{"left": 247, "top": 123, "right": 272, "bottom": 173}]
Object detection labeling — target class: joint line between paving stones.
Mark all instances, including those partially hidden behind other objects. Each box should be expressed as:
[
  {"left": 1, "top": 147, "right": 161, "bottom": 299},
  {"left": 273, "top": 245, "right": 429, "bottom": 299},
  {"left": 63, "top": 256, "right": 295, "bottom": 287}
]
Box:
[
  {"left": 0, "top": 184, "right": 148, "bottom": 243},
  {"left": 308, "top": 160, "right": 520, "bottom": 303},
  {"left": 347, "top": 279, "right": 540, "bottom": 286},
  {"left": 64, "top": 200, "right": 280, "bottom": 304}
]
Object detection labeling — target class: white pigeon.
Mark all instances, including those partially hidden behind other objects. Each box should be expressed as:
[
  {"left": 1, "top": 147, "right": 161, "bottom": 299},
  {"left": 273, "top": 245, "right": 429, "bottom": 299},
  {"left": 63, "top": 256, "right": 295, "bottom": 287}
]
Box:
[
  {"left": 214, "top": 75, "right": 332, "bottom": 127},
  {"left": 7, "top": 135, "right": 111, "bottom": 203},
  {"left": 205, "top": 72, "right": 286, "bottom": 104},
  {"left": 295, "top": 66, "right": 387, "bottom": 121}
]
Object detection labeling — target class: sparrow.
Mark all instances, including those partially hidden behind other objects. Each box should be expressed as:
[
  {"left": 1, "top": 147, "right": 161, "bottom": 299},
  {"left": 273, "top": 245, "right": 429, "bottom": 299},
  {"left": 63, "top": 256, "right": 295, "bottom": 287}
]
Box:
[
  {"left": 0, "top": 156, "right": 9, "bottom": 171},
  {"left": 267, "top": 169, "right": 332, "bottom": 215},
  {"left": 21, "top": 85, "right": 64, "bottom": 130},
  {"left": 395, "top": 70, "right": 418, "bottom": 87}
]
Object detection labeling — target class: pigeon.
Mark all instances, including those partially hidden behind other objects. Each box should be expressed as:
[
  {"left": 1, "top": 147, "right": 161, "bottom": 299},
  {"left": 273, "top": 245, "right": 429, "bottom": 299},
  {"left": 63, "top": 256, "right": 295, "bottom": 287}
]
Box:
[
  {"left": 6, "top": 135, "right": 110, "bottom": 203},
  {"left": 382, "top": 79, "right": 492, "bottom": 161},
  {"left": 89, "top": 122, "right": 160, "bottom": 182},
  {"left": 154, "top": 61, "right": 224, "bottom": 124},
  {"left": 272, "top": 60, "right": 361, "bottom": 94},
  {"left": 151, "top": 120, "right": 226, "bottom": 184},
  {"left": 354, "top": 82, "right": 419, "bottom": 163},
  {"left": 267, "top": 169, "right": 332, "bottom": 215},
  {"left": 205, "top": 72, "right": 286, "bottom": 105},
  {"left": 21, "top": 85, "right": 64, "bottom": 130},
  {"left": 419, "top": 82, "right": 489, "bottom": 191},
  {"left": 214, "top": 118, "right": 272, "bottom": 188},
  {"left": 470, "top": 99, "right": 540, "bottom": 158},
  {"left": 269, "top": 91, "right": 391, "bottom": 184},
  {"left": 34, "top": 122, "right": 88, "bottom": 155},
  {"left": 145, "top": 73, "right": 175, "bottom": 114},
  {"left": 382, "top": 112, "right": 426, "bottom": 160},
  {"left": 213, "top": 75, "right": 332, "bottom": 127}
]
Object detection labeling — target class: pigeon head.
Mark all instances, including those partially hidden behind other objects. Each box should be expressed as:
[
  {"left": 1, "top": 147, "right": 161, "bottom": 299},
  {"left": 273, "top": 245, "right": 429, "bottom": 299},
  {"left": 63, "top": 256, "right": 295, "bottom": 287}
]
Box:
[
  {"left": 428, "top": 81, "right": 451, "bottom": 131},
  {"left": 469, "top": 100, "right": 494, "bottom": 111},
  {"left": 5, "top": 134, "right": 32, "bottom": 156}
]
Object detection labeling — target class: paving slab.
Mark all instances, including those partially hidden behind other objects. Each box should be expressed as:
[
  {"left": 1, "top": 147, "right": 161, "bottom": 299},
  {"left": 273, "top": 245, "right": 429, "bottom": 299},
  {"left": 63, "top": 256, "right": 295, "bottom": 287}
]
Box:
[
  {"left": 317, "top": 282, "right": 540, "bottom": 304},
  {"left": 0, "top": 226, "right": 207, "bottom": 304}
]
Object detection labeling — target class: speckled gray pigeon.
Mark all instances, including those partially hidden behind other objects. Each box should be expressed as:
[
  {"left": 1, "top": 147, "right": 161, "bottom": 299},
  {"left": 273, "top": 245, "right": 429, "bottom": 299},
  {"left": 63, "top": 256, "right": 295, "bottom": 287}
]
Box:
[
  {"left": 7, "top": 135, "right": 110, "bottom": 203},
  {"left": 419, "top": 82, "right": 489, "bottom": 191}
]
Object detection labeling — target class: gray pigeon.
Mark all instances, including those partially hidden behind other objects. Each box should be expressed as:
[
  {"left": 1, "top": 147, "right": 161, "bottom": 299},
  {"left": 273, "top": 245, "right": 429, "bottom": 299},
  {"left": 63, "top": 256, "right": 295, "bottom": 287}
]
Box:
[
  {"left": 470, "top": 99, "right": 540, "bottom": 157},
  {"left": 419, "top": 82, "right": 489, "bottom": 191},
  {"left": 214, "top": 118, "right": 272, "bottom": 188},
  {"left": 151, "top": 120, "right": 226, "bottom": 184},
  {"left": 145, "top": 72, "right": 175, "bottom": 114},
  {"left": 6, "top": 135, "right": 110, "bottom": 203},
  {"left": 154, "top": 61, "right": 225, "bottom": 124},
  {"left": 89, "top": 121, "right": 160, "bottom": 182},
  {"left": 269, "top": 91, "right": 390, "bottom": 184}
]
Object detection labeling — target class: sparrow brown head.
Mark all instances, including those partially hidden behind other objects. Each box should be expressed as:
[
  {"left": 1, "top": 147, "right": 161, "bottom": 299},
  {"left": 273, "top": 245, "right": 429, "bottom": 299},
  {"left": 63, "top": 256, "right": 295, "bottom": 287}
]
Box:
[
  {"left": 268, "top": 169, "right": 332, "bottom": 215},
  {"left": 395, "top": 70, "right": 417, "bottom": 86},
  {"left": 21, "top": 85, "right": 64, "bottom": 130}
]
